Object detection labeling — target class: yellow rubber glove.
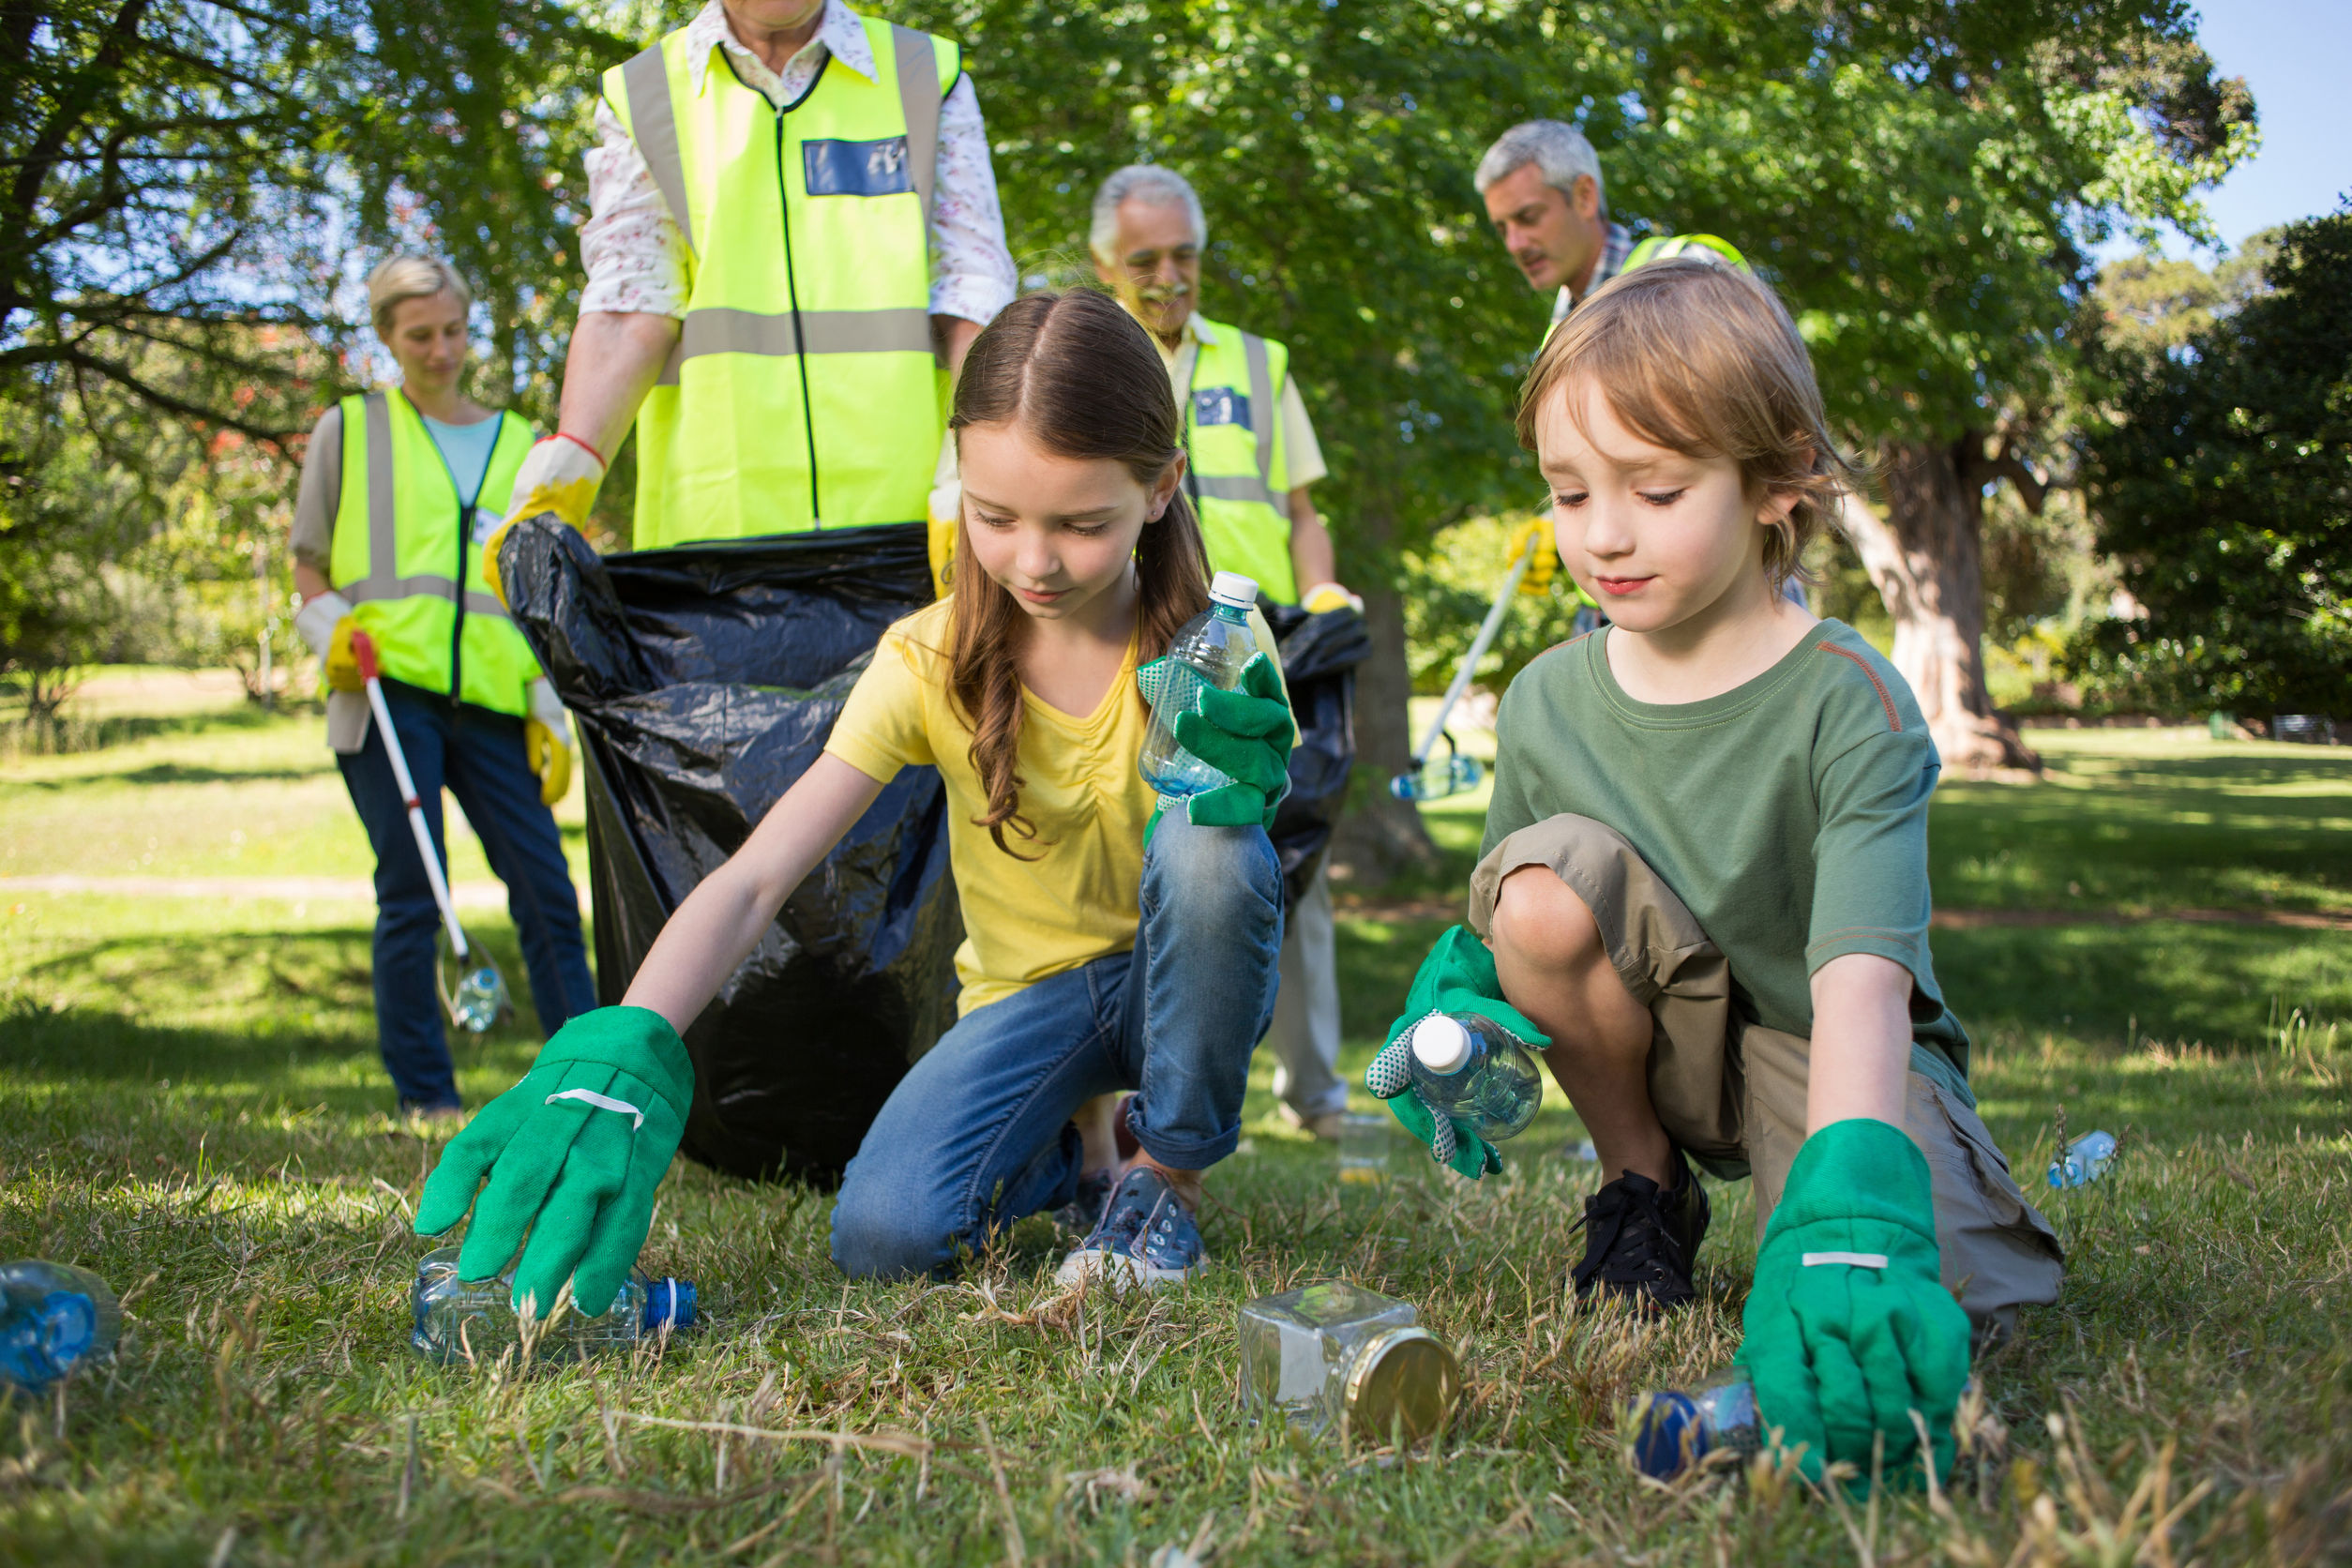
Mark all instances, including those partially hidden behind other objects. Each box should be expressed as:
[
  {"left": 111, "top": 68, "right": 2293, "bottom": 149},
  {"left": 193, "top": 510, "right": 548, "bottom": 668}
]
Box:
[
  {"left": 1505, "top": 515, "right": 1558, "bottom": 596},
  {"left": 525, "top": 678, "right": 572, "bottom": 806},
  {"left": 927, "top": 480, "right": 959, "bottom": 600},
  {"left": 485, "top": 434, "right": 606, "bottom": 607},
  {"left": 1299, "top": 580, "right": 1364, "bottom": 614},
  {"left": 295, "top": 593, "right": 365, "bottom": 692}
]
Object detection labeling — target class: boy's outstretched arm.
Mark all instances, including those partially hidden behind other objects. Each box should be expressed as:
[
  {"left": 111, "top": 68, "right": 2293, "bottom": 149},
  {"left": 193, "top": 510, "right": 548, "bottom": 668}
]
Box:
[
  {"left": 1741, "top": 951, "right": 1971, "bottom": 1489},
  {"left": 1806, "top": 953, "right": 1911, "bottom": 1129},
  {"left": 414, "top": 756, "right": 886, "bottom": 1319}
]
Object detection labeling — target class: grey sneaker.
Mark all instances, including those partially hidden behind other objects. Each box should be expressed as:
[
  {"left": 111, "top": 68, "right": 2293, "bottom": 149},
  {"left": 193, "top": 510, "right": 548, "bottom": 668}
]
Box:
[{"left": 1054, "top": 1166, "right": 1208, "bottom": 1292}]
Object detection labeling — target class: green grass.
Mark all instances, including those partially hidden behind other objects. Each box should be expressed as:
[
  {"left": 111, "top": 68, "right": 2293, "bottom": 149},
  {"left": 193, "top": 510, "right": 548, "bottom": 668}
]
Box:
[{"left": 4, "top": 702, "right": 2351, "bottom": 1564}]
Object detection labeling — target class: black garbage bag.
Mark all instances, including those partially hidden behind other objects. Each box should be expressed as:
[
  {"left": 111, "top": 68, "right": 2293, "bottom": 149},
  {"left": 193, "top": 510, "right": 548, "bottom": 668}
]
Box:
[
  {"left": 1261, "top": 601, "right": 1370, "bottom": 906},
  {"left": 498, "top": 514, "right": 961, "bottom": 1184}
]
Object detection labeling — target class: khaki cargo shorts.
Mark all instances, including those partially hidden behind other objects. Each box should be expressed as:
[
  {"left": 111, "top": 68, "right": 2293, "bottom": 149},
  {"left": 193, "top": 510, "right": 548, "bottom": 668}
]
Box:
[{"left": 1468, "top": 813, "right": 2064, "bottom": 1335}]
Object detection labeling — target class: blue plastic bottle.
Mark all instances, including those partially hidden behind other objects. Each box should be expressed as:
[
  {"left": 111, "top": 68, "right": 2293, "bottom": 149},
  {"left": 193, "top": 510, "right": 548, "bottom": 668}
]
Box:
[
  {"left": 1625, "top": 1367, "right": 1762, "bottom": 1480},
  {"left": 0, "top": 1259, "right": 121, "bottom": 1392},
  {"left": 2047, "top": 1130, "right": 2118, "bottom": 1187},
  {"left": 1139, "top": 571, "right": 1262, "bottom": 799},
  {"left": 410, "top": 1245, "right": 695, "bottom": 1364},
  {"left": 1404, "top": 1014, "right": 1544, "bottom": 1142}
]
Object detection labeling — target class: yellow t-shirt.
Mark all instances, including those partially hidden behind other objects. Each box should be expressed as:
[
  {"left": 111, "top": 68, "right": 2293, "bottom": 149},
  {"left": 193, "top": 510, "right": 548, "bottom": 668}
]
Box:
[{"left": 823, "top": 596, "right": 1282, "bottom": 1016}]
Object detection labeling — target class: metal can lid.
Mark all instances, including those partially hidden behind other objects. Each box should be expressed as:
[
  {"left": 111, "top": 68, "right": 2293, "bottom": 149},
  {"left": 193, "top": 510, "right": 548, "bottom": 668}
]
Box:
[{"left": 1342, "top": 1326, "right": 1459, "bottom": 1447}]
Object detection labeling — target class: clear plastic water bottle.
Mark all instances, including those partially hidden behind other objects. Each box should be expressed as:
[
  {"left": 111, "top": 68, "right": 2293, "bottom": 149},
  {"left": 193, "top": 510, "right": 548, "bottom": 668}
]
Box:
[
  {"left": 1138, "top": 571, "right": 1262, "bottom": 799},
  {"left": 447, "top": 962, "right": 509, "bottom": 1034},
  {"left": 1624, "top": 1366, "right": 1762, "bottom": 1480},
  {"left": 1404, "top": 1013, "right": 1545, "bottom": 1142},
  {"left": 0, "top": 1259, "right": 121, "bottom": 1392},
  {"left": 410, "top": 1245, "right": 695, "bottom": 1364},
  {"left": 2047, "top": 1130, "right": 2118, "bottom": 1188}
]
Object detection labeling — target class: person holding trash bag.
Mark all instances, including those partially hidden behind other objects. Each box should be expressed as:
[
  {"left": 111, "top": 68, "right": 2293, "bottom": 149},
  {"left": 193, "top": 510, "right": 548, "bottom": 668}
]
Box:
[
  {"left": 289, "top": 256, "right": 597, "bottom": 1119},
  {"left": 1089, "top": 163, "right": 1356, "bottom": 1141},
  {"left": 1364, "top": 262, "right": 2061, "bottom": 1488},
  {"left": 418, "top": 289, "right": 1294, "bottom": 1306},
  {"left": 1475, "top": 120, "right": 1749, "bottom": 604},
  {"left": 490, "top": 0, "right": 1017, "bottom": 552}
]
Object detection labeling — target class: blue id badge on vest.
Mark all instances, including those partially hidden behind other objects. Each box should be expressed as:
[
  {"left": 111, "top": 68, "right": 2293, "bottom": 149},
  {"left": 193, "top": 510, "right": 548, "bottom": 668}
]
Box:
[
  {"left": 804, "top": 136, "right": 914, "bottom": 198},
  {"left": 1192, "top": 386, "right": 1250, "bottom": 430},
  {"left": 469, "top": 507, "right": 505, "bottom": 547}
]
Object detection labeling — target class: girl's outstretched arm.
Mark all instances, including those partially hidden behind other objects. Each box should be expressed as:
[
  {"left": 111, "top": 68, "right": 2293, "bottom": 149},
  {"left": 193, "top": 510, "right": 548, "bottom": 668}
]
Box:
[{"left": 623, "top": 754, "right": 887, "bottom": 1033}]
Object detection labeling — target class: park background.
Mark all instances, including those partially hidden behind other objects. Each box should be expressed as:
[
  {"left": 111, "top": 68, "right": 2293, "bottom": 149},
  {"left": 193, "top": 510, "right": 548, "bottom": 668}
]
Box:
[{"left": 1, "top": 1, "right": 2347, "bottom": 1563}]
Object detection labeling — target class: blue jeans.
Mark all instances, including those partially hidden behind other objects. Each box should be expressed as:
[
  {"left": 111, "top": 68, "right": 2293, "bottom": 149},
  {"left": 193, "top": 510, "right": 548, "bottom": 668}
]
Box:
[
  {"left": 830, "top": 812, "right": 1284, "bottom": 1278},
  {"left": 338, "top": 678, "right": 597, "bottom": 1108}
]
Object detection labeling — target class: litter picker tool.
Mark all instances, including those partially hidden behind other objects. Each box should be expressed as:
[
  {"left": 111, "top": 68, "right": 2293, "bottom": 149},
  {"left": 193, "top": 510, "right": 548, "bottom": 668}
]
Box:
[
  {"left": 352, "top": 629, "right": 513, "bottom": 1034},
  {"left": 1390, "top": 535, "right": 1540, "bottom": 802}
]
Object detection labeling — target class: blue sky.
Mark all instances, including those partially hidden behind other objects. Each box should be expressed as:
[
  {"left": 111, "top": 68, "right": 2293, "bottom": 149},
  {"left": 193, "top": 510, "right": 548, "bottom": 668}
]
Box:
[{"left": 2147, "top": 0, "right": 2349, "bottom": 256}]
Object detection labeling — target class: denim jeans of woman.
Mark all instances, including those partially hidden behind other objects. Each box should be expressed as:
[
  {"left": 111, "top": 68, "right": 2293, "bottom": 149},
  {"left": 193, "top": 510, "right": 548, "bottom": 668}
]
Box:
[
  {"left": 830, "top": 811, "right": 1284, "bottom": 1278},
  {"left": 337, "top": 677, "right": 597, "bottom": 1109}
]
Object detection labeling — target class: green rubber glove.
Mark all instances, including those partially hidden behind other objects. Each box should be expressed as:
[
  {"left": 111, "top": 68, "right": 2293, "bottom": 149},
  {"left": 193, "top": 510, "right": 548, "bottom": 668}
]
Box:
[
  {"left": 1737, "top": 1118, "right": 1970, "bottom": 1489},
  {"left": 1137, "top": 651, "right": 1291, "bottom": 830},
  {"left": 414, "top": 1006, "right": 692, "bottom": 1319},
  {"left": 1364, "top": 925, "right": 1549, "bottom": 1180}
]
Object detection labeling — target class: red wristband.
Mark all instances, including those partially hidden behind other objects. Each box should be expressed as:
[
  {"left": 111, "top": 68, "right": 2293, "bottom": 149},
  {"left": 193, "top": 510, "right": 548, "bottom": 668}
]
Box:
[{"left": 550, "top": 430, "right": 606, "bottom": 468}]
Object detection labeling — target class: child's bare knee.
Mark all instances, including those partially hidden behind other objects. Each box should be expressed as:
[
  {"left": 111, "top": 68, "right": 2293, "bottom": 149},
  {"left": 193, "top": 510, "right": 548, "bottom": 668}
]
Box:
[{"left": 1490, "top": 866, "right": 1605, "bottom": 972}]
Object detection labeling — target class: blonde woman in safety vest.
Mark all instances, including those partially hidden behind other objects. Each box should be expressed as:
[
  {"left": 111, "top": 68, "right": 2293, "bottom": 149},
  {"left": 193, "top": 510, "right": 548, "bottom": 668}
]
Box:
[
  {"left": 1089, "top": 164, "right": 1361, "bottom": 1144},
  {"left": 489, "top": 0, "right": 1016, "bottom": 557},
  {"left": 290, "top": 256, "right": 597, "bottom": 1119}
]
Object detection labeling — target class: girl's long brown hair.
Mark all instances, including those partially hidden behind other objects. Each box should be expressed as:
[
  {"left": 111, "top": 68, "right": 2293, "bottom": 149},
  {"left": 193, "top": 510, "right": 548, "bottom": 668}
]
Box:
[{"left": 946, "top": 288, "right": 1212, "bottom": 855}]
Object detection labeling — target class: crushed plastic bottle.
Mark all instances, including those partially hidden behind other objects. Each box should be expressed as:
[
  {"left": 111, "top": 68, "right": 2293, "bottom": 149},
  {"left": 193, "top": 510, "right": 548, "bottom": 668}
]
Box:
[
  {"left": 1624, "top": 1366, "right": 1762, "bottom": 1480},
  {"left": 0, "top": 1259, "right": 121, "bottom": 1392},
  {"left": 1388, "top": 751, "right": 1483, "bottom": 802},
  {"left": 1239, "top": 1281, "right": 1458, "bottom": 1445},
  {"left": 1139, "top": 572, "right": 1262, "bottom": 799},
  {"left": 410, "top": 1245, "right": 695, "bottom": 1364},
  {"left": 1405, "top": 1013, "right": 1545, "bottom": 1142},
  {"left": 445, "top": 961, "right": 509, "bottom": 1034},
  {"left": 2047, "top": 1130, "right": 2118, "bottom": 1188}
]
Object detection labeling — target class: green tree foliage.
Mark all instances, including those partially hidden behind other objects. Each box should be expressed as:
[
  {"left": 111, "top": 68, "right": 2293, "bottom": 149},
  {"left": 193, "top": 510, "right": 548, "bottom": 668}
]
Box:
[
  {"left": 898, "top": 0, "right": 2248, "bottom": 850},
  {"left": 0, "top": 0, "right": 625, "bottom": 708},
  {"left": 2074, "top": 210, "right": 2352, "bottom": 716}
]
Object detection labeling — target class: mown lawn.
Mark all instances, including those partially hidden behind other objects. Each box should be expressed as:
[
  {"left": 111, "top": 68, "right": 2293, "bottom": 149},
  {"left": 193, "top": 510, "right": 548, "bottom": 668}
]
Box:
[{"left": 3, "top": 695, "right": 2348, "bottom": 1565}]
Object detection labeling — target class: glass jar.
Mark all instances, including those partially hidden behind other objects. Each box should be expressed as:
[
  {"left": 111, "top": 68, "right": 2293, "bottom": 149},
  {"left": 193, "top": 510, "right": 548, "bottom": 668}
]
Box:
[{"left": 1239, "top": 1281, "right": 1458, "bottom": 1446}]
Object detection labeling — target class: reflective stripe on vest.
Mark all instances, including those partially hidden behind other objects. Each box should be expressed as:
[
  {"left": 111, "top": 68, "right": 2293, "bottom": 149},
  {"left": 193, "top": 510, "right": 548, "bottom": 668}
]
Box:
[
  {"left": 327, "top": 391, "right": 541, "bottom": 716},
  {"left": 1185, "top": 317, "right": 1297, "bottom": 605},
  {"left": 1622, "top": 233, "right": 1747, "bottom": 271},
  {"left": 608, "top": 16, "right": 957, "bottom": 548}
]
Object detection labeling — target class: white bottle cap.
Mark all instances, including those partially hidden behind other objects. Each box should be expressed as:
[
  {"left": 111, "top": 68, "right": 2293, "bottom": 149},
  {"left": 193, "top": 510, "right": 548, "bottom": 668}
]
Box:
[
  {"left": 1409, "top": 1015, "right": 1474, "bottom": 1075},
  {"left": 1209, "top": 571, "right": 1259, "bottom": 609}
]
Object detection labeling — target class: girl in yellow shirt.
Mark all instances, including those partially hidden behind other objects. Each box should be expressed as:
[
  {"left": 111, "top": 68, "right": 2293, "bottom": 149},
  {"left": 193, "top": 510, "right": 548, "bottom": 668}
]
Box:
[{"left": 415, "top": 290, "right": 1295, "bottom": 1310}]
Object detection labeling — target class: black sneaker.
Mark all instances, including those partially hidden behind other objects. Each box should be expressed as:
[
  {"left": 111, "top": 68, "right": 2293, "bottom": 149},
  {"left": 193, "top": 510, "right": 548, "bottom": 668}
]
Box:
[
  {"left": 1571, "top": 1153, "right": 1711, "bottom": 1312},
  {"left": 1051, "top": 1168, "right": 1116, "bottom": 1237}
]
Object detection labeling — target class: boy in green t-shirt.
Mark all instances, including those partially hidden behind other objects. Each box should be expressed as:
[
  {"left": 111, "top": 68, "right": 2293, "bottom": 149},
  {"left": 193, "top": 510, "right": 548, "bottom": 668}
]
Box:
[{"left": 1368, "top": 259, "right": 2061, "bottom": 1485}]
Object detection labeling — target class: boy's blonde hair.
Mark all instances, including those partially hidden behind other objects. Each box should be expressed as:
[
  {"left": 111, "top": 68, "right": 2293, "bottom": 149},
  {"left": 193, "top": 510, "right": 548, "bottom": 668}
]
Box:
[
  {"left": 367, "top": 254, "right": 473, "bottom": 338},
  {"left": 1516, "top": 258, "right": 1857, "bottom": 587}
]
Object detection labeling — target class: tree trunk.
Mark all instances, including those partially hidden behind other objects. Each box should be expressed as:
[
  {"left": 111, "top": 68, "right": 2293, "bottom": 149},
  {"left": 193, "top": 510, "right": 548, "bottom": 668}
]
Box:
[
  {"left": 1329, "top": 501, "right": 1438, "bottom": 882},
  {"left": 1834, "top": 438, "right": 2040, "bottom": 773}
]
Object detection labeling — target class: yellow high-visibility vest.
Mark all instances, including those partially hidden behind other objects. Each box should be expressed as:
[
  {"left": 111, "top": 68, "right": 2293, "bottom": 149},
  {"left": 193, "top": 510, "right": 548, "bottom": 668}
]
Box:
[
  {"left": 1184, "top": 314, "right": 1297, "bottom": 605},
  {"left": 605, "top": 13, "right": 959, "bottom": 548},
  {"left": 1546, "top": 232, "right": 1751, "bottom": 345},
  {"left": 1622, "top": 233, "right": 1747, "bottom": 272},
  {"left": 327, "top": 391, "right": 541, "bottom": 716}
]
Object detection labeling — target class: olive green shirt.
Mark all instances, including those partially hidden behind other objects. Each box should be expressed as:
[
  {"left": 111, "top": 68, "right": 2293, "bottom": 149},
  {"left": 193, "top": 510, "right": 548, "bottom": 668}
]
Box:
[{"left": 1482, "top": 620, "right": 1972, "bottom": 1093}]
